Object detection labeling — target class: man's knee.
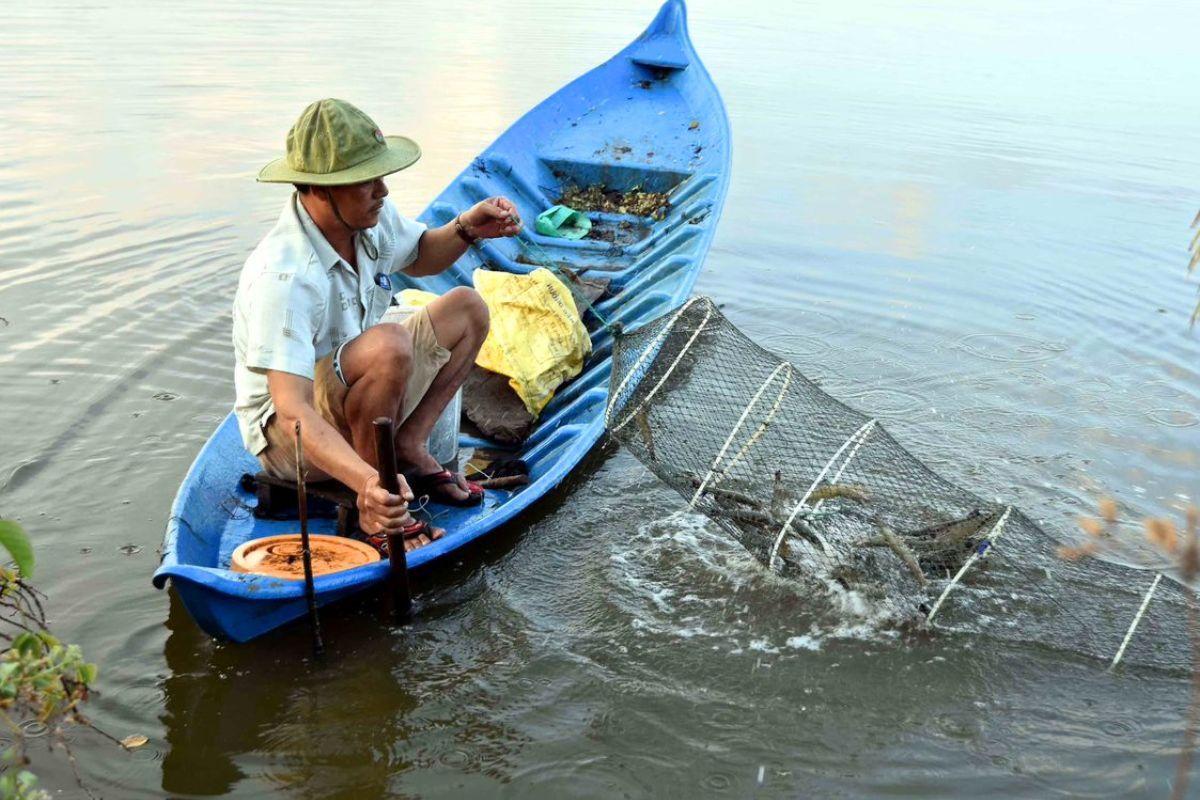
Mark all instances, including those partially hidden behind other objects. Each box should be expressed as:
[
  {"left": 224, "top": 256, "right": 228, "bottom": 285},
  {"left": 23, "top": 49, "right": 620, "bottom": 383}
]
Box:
[
  {"left": 446, "top": 286, "right": 489, "bottom": 336},
  {"left": 373, "top": 322, "right": 414, "bottom": 371},
  {"left": 344, "top": 323, "right": 413, "bottom": 386}
]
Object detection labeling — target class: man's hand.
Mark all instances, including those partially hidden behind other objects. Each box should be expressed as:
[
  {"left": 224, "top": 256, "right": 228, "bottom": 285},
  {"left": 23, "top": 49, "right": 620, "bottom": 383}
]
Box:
[
  {"left": 462, "top": 196, "right": 522, "bottom": 239},
  {"left": 357, "top": 473, "right": 416, "bottom": 535}
]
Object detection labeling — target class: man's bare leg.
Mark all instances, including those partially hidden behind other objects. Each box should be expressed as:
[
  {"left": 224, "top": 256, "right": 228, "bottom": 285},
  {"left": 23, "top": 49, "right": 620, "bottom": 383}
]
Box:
[
  {"left": 336, "top": 323, "right": 438, "bottom": 549},
  {"left": 338, "top": 323, "right": 412, "bottom": 463},
  {"left": 394, "top": 286, "right": 489, "bottom": 501}
]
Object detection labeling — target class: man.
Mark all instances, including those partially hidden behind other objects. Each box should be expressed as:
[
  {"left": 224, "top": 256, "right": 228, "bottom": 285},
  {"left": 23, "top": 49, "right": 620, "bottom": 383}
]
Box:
[{"left": 233, "top": 98, "right": 520, "bottom": 552}]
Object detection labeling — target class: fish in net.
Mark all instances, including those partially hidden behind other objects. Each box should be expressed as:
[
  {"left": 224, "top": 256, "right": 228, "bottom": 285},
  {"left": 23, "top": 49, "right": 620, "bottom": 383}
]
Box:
[{"left": 605, "top": 296, "right": 1190, "bottom": 672}]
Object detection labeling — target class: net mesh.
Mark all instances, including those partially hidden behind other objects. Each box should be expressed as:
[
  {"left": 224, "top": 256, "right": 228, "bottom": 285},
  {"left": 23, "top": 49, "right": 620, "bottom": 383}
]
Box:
[{"left": 606, "top": 296, "right": 1190, "bottom": 671}]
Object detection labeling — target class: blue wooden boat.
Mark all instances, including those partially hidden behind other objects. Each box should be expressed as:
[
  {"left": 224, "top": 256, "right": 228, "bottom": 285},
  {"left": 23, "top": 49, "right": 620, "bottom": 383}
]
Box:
[{"left": 153, "top": 0, "right": 731, "bottom": 642}]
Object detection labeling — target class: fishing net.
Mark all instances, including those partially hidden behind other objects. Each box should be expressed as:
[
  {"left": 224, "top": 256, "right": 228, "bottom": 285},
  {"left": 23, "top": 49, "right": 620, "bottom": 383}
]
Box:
[{"left": 606, "top": 296, "right": 1191, "bottom": 671}]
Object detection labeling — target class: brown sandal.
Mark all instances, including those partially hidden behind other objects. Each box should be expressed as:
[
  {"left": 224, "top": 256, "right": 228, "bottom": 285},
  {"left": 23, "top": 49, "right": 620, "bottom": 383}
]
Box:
[{"left": 363, "top": 518, "right": 442, "bottom": 556}]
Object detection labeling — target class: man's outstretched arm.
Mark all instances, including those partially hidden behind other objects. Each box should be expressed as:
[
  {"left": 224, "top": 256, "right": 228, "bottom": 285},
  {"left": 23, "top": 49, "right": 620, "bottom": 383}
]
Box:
[{"left": 405, "top": 196, "right": 522, "bottom": 277}]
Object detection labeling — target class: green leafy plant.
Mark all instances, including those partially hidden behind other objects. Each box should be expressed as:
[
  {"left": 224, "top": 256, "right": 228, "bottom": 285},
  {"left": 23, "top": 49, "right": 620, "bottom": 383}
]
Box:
[
  {"left": 0, "top": 631, "right": 95, "bottom": 721},
  {"left": 0, "top": 765, "right": 48, "bottom": 800},
  {"left": 0, "top": 519, "right": 102, "bottom": 799}
]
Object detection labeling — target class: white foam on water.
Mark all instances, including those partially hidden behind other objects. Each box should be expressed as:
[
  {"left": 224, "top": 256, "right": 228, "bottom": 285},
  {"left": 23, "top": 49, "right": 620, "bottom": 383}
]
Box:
[
  {"left": 607, "top": 508, "right": 910, "bottom": 653},
  {"left": 785, "top": 635, "right": 822, "bottom": 651}
]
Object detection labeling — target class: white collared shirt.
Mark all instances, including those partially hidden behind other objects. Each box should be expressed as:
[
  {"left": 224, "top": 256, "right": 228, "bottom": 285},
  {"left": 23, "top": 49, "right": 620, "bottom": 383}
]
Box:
[{"left": 232, "top": 192, "right": 426, "bottom": 455}]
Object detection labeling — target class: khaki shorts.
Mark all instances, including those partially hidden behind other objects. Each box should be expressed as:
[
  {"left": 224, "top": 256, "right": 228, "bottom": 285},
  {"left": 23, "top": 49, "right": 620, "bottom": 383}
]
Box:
[{"left": 258, "top": 307, "right": 451, "bottom": 480}]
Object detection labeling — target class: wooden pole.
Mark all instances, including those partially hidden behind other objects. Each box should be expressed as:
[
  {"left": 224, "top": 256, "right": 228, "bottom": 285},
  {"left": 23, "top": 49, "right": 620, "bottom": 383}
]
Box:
[
  {"left": 373, "top": 417, "right": 412, "bottom": 619},
  {"left": 294, "top": 421, "right": 324, "bottom": 656}
]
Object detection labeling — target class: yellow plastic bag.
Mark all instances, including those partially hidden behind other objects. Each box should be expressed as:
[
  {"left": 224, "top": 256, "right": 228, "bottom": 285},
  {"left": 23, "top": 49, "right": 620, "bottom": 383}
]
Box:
[{"left": 397, "top": 268, "right": 591, "bottom": 417}]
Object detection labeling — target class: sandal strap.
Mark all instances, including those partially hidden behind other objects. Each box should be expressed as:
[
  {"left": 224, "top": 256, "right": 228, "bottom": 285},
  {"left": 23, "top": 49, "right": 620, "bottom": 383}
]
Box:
[
  {"left": 363, "top": 519, "right": 432, "bottom": 556},
  {"left": 400, "top": 519, "right": 431, "bottom": 539},
  {"left": 363, "top": 531, "right": 390, "bottom": 556}
]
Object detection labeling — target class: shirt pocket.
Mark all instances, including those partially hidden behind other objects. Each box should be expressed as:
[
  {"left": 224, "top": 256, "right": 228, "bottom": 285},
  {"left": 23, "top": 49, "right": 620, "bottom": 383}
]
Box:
[{"left": 368, "top": 284, "right": 393, "bottom": 327}]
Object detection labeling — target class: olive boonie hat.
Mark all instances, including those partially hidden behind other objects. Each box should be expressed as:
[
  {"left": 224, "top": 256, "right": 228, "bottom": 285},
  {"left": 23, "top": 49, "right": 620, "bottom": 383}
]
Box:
[{"left": 257, "top": 98, "right": 421, "bottom": 186}]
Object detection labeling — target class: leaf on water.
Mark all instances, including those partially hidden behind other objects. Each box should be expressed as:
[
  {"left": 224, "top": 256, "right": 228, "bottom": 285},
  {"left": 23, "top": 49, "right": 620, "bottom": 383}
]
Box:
[
  {"left": 1058, "top": 542, "right": 1098, "bottom": 561},
  {"left": 0, "top": 520, "right": 34, "bottom": 579},
  {"left": 1145, "top": 518, "right": 1178, "bottom": 553},
  {"left": 121, "top": 734, "right": 148, "bottom": 749}
]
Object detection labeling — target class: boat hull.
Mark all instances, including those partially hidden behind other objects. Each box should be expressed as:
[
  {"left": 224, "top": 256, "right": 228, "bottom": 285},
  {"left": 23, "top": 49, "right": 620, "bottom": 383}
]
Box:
[{"left": 153, "top": 0, "right": 731, "bottom": 642}]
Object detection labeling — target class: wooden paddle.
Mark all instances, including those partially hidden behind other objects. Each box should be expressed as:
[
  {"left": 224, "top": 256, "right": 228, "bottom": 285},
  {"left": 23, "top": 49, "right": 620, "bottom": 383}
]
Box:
[{"left": 372, "top": 417, "right": 413, "bottom": 619}]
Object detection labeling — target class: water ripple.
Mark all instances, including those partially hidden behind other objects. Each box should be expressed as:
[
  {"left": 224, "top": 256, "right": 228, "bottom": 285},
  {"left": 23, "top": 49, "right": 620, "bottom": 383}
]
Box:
[{"left": 956, "top": 332, "right": 1070, "bottom": 364}]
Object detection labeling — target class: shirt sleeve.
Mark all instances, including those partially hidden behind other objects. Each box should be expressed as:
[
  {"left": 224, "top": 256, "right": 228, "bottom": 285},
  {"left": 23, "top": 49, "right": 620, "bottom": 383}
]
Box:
[
  {"left": 378, "top": 199, "right": 428, "bottom": 278},
  {"left": 241, "top": 267, "right": 324, "bottom": 380}
]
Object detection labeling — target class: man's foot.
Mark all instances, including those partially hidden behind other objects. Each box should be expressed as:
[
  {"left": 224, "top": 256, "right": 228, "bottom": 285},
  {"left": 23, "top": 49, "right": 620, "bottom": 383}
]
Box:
[
  {"left": 363, "top": 517, "right": 445, "bottom": 555},
  {"left": 393, "top": 441, "right": 477, "bottom": 503},
  {"left": 396, "top": 443, "right": 481, "bottom": 505},
  {"left": 406, "top": 469, "right": 485, "bottom": 507},
  {"left": 401, "top": 518, "right": 445, "bottom": 552}
]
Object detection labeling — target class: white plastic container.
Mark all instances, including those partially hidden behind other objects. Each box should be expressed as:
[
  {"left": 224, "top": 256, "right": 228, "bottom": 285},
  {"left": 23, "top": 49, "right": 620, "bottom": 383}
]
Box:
[
  {"left": 379, "top": 303, "right": 461, "bottom": 468},
  {"left": 427, "top": 388, "right": 462, "bottom": 468}
]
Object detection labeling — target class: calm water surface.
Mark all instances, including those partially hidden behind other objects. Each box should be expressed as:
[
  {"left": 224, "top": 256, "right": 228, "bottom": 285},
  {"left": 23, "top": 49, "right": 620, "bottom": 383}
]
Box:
[{"left": 2, "top": 0, "right": 1198, "bottom": 796}]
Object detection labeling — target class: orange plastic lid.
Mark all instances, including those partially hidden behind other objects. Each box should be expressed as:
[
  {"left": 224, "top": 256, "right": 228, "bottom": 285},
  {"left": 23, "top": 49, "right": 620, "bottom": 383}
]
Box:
[{"left": 231, "top": 534, "right": 379, "bottom": 580}]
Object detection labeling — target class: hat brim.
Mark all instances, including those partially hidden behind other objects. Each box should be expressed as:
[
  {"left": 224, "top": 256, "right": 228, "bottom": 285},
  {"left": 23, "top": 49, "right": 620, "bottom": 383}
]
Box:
[{"left": 257, "top": 135, "right": 421, "bottom": 185}]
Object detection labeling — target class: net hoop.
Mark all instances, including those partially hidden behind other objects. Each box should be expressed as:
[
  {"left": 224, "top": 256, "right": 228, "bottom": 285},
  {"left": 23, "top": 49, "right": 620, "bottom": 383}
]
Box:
[
  {"left": 608, "top": 297, "right": 714, "bottom": 433},
  {"left": 1109, "top": 572, "right": 1163, "bottom": 670},
  {"left": 767, "top": 419, "right": 878, "bottom": 571},
  {"left": 689, "top": 361, "right": 794, "bottom": 508},
  {"left": 926, "top": 505, "right": 1013, "bottom": 623}
]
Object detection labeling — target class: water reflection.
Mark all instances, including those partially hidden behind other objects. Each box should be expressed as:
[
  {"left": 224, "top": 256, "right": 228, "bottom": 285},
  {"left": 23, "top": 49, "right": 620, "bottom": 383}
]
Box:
[
  {"left": 3, "top": 0, "right": 1200, "bottom": 795},
  {"left": 159, "top": 585, "right": 536, "bottom": 797}
]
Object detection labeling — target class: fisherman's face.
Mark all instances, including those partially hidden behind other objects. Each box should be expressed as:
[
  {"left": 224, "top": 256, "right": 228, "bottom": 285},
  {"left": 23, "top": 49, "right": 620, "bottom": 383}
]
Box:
[{"left": 326, "top": 178, "right": 388, "bottom": 228}]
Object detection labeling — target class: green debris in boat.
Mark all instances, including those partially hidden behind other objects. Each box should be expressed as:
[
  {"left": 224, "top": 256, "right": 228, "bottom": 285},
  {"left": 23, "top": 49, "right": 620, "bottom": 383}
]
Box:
[{"left": 534, "top": 204, "right": 592, "bottom": 240}]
